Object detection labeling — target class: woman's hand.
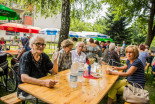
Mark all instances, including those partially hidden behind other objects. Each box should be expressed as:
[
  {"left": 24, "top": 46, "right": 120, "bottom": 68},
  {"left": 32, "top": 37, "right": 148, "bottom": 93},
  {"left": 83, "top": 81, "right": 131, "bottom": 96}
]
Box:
[
  {"left": 52, "top": 48, "right": 59, "bottom": 61},
  {"left": 43, "top": 79, "right": 57, "bottom": 88},
  {"left": 106, "top": 70, "right": 112, "bottom": 75}
]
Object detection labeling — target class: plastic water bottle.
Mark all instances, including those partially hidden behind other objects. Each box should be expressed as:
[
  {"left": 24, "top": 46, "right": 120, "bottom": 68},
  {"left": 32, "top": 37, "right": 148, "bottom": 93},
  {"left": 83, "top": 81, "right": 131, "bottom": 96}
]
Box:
[
  {"left": 78, "top": 63, "right": 84, "bottom": 82},
  {"left": 70, "top": 58, "right": 78, "bottom": 88},
  {"left": 70, "top": 72, "right": 78, "bottom": 88},
  {"left": 78, "top": 56, "right": 84, "bottom": 82}
]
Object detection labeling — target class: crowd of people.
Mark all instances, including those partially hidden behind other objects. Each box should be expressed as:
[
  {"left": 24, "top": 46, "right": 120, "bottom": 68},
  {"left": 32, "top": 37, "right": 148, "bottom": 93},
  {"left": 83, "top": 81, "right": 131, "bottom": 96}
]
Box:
[{"left": 0, "top": 35, "right": 153, "bottom": 103}]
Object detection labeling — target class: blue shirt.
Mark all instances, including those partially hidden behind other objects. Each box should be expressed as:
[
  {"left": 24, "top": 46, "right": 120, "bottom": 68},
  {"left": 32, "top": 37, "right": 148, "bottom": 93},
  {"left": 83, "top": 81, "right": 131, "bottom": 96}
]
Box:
[
  {"left": 21, "top": 37, "right": 31, "bottom": 51},
  {"left": 138, "top": 52, "right": 149, "bottom": 67},
  {"left": 126, "top": 58, "right": 145, "bottom": 88}
]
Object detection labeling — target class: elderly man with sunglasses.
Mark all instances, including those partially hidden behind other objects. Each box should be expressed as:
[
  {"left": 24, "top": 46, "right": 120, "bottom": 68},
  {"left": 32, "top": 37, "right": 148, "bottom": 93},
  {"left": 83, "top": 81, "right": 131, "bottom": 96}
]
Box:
[
  {"left": 17, "top": 35, "right": 58, "bottom": 101},
  {"left": 71, "top": 42, "right": 86, "bottom": 63}
]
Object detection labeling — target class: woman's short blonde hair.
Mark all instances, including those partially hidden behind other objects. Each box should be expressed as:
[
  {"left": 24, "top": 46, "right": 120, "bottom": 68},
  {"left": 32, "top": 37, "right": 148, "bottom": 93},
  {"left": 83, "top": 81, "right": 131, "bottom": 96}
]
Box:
[
  {"left": 61, "top": 39, "right": 74, "bottom": 48},
  {"left": 125, "top": 45, "right": 139, "bottom": 59}
]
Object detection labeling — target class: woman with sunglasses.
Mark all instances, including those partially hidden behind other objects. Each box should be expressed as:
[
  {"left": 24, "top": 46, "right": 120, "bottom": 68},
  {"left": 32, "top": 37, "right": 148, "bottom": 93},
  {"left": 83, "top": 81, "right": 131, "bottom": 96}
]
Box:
[
  {"left": 17, "top": 35, "right": 58, "bottom": 101},
  {"left": 106, "top": 45, "right": 145, "bottom": 104}
]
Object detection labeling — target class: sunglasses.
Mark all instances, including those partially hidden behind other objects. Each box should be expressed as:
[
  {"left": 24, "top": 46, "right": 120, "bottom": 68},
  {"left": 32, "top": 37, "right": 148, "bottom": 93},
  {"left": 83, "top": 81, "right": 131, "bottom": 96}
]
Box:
[
  {"left": 125, "top": 51, "right": 134, "bottom": 54},
  {"left": 33, "top": 43, "right": 46, "bottom": 47}
]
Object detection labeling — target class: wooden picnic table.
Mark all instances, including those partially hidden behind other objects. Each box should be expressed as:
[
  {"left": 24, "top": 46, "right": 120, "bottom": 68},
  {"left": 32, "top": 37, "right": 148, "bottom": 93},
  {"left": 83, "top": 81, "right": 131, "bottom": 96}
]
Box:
[
  {"left": 120, "top": 57, "right": 127, "bottom": 64},
  {"left": 151, "top": 53, "right": 155, "bottom": 57},
  {"left": 6, "top": 44, "right": 19, "bottom": 50},
  {"left": 5, "top": 50, "right": 18, "bottom": 55},
  {"left": 18, "top": 65, "right": 121, "bottom": 104}
]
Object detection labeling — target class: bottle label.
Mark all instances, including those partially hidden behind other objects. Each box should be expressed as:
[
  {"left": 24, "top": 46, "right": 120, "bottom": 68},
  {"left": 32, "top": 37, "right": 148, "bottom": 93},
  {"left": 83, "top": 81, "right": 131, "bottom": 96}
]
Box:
[
  {"left": 70, "top": 75, "right": 77, "bottom": 82},
  {"left": 78, "top": 71, "right": 83, "bottom": 76}
]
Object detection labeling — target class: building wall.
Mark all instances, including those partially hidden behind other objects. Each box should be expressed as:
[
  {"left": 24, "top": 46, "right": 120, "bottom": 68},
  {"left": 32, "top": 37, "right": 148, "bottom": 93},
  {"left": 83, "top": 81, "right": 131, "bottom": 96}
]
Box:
[
  {"left": 34, "top": 13, "right": 61, "bottom": 29},
  {"left": 34, "top": 13, "right": 61, "bottom": 42}
]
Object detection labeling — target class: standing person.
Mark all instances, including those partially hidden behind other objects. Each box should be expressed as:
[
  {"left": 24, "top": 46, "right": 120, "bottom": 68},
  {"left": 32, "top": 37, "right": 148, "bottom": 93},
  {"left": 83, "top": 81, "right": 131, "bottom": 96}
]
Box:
[
  {"left": 72, "top": 37, "right": 78, "bottom": 50},
  {"left": 121, "top": 41, "right": 126, "bottom": 56},
  {"left": 86, "top": 38, "right": 100, "bottom": 59},
  {"left": 17, "top": 35, "right": 31, "bottom": 59},
  {"left": 53, "top": 39, "right": 73, "bottom": 72},
  {"left": 95, "top": 40, "right": 102, "bottom": 57},
  {"left": 122, "top": 41, "right": 126, "bottom": 49},
  {"left": 17, "top": 35, "right": 58, "bottom": 100},
  {"left": 71, "top": 42, "right": 86, "bottom": 63},
  {"left": 106, "top": 41, "right": 110, "bottom": 48},
  {"left": 138, "top": 44, "right": 150, "bottom": 67},
  {"left": 106, "top": 45, "right": 145, "bottom": 104}
]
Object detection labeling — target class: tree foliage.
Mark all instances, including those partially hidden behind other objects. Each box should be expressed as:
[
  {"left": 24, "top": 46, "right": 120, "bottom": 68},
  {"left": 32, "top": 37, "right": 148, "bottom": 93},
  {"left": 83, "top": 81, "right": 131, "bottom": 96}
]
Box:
[
  {"left": 1, "top": 0, "right": 104, "bottom": 48},
  {"left": 101, "top": 0, "right": 155, "bottom": 47},
  {"left": 102, "top": 11, "right": 131, "bottom": 44},
  {"left": 92, "top": 17, "right": 106, "bottom": 34},
  {"left": 70, "top": 19, "right": 93, "bottom": 32},
  {"left": 130, "top": 21, "right": 146, "bottom": 45}
]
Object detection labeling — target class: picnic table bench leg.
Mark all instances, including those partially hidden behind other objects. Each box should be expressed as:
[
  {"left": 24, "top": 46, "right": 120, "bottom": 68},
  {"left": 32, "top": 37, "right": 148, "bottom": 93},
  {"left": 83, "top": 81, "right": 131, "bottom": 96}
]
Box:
[
  {"left": 36, "top": 98, "right": 38, "bottom": 104},
  {"left": 22, "top": 100, "right": 25, "bottom": 104}
]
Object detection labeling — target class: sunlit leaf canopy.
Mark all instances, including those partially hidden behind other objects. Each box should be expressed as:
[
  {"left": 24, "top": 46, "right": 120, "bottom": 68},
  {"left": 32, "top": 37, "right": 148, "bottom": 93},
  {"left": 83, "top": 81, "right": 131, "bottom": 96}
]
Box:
[
  {"left": 70, "top": 0, "right": 102, "bottom": 20},
  {"left": 101, "top": 0, "right": 150, "bottom": 23},
  {"left": 3, "top": 0, "right": 103, "bottom": 20}
]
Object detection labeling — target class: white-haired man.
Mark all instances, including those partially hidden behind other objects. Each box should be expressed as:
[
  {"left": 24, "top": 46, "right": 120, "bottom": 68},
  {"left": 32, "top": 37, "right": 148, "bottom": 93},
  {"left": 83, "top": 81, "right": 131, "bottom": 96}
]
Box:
[{"left": 71, "top": 42, "right": 86, "bottom": 63}]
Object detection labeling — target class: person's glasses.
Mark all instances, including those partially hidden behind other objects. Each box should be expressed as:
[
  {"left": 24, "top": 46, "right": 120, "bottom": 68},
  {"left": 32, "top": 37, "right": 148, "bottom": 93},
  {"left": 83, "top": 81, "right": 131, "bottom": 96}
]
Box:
[
  {"left": 33, "top": 43, "right": 46, "bottom": 47},
  {"left": 125, "top": 51, "right": 133, "bottom": 54}
]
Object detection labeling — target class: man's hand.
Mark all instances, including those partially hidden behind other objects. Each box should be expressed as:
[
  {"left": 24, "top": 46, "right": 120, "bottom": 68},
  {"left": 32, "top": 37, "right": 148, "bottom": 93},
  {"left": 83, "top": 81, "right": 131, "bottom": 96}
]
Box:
[
  {"left": 112, "top": 66, "right": 118, "bottom": 70},
  {"left": 43, "top": 79, "right": 57, "bottom": 88}
]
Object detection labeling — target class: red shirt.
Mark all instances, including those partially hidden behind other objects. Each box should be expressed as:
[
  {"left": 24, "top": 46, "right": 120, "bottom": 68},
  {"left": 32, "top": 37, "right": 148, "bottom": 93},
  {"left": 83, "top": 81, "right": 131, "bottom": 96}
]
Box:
[{"left": 0, "top": 40, "right": 5, "bottom": 44}]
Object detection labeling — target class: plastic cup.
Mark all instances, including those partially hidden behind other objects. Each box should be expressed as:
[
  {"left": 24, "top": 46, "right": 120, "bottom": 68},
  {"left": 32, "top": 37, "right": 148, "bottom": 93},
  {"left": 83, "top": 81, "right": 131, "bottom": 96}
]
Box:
[{"left": 55, "top": 74, "right": 60, "bottom": 84}]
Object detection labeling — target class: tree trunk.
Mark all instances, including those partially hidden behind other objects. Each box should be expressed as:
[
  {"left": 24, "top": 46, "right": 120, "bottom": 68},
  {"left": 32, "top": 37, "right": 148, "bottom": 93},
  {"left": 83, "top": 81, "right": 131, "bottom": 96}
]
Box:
[
  {"left": 145, "top": 2, "right": 155, "bottom": 47},
  {"left": 58, "top": 0, "right": 70, "bottom": 49}
]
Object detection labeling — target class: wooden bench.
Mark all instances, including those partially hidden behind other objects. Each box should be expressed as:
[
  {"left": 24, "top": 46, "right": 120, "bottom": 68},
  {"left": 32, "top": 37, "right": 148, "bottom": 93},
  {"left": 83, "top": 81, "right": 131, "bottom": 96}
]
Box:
[
  {"left": 124, "top": 102, "right": 141, "bottom": 104},
  {"left": 144, "top": 63, "right": 150, "bottom": 73},
  {"left": 0, "top": 92, "right": 24, "bottom": 104}
]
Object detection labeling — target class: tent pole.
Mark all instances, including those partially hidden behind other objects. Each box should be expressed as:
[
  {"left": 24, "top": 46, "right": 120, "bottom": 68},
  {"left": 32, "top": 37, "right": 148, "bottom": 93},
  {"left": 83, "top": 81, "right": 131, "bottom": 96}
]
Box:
[{"left": 54, "top": 35, "right": 56, "bottom": 50}]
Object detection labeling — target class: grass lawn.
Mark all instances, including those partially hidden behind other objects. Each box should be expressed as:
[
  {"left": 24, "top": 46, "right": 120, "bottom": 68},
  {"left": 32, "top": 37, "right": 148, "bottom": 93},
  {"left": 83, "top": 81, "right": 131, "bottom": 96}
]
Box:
[{"left": 0, "top": 43, "right": 155, "bottom": 104}]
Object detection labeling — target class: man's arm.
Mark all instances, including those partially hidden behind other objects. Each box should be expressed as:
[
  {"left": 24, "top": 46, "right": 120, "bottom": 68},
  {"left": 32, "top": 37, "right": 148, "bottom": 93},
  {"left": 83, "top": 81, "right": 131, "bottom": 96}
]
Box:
[{"left": 21, "top": 74, "right": 56, "bottom": 87}]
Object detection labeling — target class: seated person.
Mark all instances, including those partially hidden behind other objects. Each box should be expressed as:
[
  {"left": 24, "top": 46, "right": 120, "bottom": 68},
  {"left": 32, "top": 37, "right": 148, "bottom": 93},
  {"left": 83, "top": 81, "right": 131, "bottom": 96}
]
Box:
[
  {"left": 72, "top": 37, "right": 78, "bottom": 50},
  {"left": 0, "top": 37, "right": 6, "bottom": 44},
  {"left": 53, "top": 39, "right": 73, "bottom": 72},
  {"left": 71, "top": 42, "right": 86, "bottom": 63},
  {"left": 17, "top": 35, "right": 58, "bottom": 100},
  {"left": 0, "top": 37, "right": 6, "bottom": 50},
  {"left": 108, "top": 43, "right": 120, "bottom": 66},
  {"left": 152, "top": 59, "right": 155, "bottom": 72},
  {"left": 100, "top": 41, "right": 106, "bottom": 52},
  {"left": 95, "top": 40, "right": 102, "bottom": 57},
  {"left": 86, "top": 38, "right": 100, "bottom": 59},
  {"left": 17, "top": 35, "right": 31, "bottom": 59},
  {"left": 138, "top": 44, "right": 150, "bottom": 67},
  {"left": 106, "top": 45, "right": 145, "bottom": 104}
]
